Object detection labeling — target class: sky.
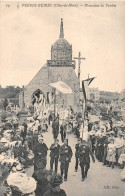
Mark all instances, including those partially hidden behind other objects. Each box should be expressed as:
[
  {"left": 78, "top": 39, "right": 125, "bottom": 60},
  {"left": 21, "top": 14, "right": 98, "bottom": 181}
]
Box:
[{"left": 0, "top": 1, "right": 125, "bottom": 92}]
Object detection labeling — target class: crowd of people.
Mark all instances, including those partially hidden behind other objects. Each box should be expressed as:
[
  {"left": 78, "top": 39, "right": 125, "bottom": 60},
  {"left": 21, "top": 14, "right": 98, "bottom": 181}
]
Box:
[
  {"left": 73, "top": 119, "right": 125, "bottom": 170},
  {"left": 0, "top": 109, "right": 125, "bottom": 195},
  {"left": 0, "top": 114, "right": 68, "bottom": 196}
]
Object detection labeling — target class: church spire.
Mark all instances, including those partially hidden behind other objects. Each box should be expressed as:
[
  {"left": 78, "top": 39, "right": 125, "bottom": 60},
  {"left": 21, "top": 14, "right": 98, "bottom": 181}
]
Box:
[{"left": 59, "top": 18, "right": 64, "bottom": 38}]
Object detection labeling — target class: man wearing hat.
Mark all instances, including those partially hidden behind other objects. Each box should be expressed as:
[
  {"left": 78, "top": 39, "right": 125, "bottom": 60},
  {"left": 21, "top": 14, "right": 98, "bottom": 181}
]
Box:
[
  {"left": 50, "top": 139, "right": 60, "bottom": 173},
  {"left": 78, "top": 140, "right": 95, "bottom": 181},
  {"left": 34, "top": 136, "right": 48, "bottom": 171},
  {"left": 59, "top": 139, "right": 73, "bottom": 181},
  {"left": 43, "top": 173, "right": 67, "bottom": 196},
  {"left": 75, "top": 138, "right": 81, "bottom": 172}
]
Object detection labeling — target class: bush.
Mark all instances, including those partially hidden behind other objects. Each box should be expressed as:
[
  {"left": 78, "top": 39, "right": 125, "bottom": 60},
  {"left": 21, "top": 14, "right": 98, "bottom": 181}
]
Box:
[
  {"left": 1, "top": 110, "right": 8, "bottom": 122},
  {"left": 3, "top": 98, "right": 8, "bottom": 110}
]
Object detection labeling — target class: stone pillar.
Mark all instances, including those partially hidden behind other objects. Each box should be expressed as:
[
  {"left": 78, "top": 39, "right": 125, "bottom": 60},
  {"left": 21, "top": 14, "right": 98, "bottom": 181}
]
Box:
[{"left": 18, "top": 86, "right": 28, "bottom": 125}]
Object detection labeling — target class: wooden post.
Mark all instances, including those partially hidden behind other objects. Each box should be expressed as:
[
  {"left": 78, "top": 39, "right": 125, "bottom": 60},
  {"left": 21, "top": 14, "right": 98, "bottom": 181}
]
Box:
[
  {"left": 82, "top": 100, "right": 86, "bottom": 139},
  {"left": 54, "top": 88, "right": 56, "bottom": 117}
]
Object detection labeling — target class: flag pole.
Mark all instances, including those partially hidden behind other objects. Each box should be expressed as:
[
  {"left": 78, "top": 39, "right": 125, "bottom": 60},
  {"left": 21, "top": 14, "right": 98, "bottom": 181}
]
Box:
[
  {"left": 82, "top": 99, "right": 86, "bottom": 140},
  {"left": 81, "top": 76, "right": 96, "bottom": 140},
  {"left": 54, "top": 88, "right": 56, "bottom": 118},
  {"left": 66, "top": 95, "right": 69, "bottom": 140}
]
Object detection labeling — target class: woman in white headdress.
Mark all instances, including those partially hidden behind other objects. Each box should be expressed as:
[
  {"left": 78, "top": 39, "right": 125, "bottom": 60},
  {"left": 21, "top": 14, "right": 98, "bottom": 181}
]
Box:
[{"left": 7, "top": 172, "right": 36, "bottom": 196}]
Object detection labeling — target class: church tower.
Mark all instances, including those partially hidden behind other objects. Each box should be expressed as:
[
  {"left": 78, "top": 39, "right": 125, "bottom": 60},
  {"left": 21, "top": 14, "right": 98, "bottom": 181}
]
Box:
[
  {"left": 20, "top": 18, "right": 80, "bottom": 113},
  {"left": 47, "top": 18, "right": 75, "bottom": 68}
]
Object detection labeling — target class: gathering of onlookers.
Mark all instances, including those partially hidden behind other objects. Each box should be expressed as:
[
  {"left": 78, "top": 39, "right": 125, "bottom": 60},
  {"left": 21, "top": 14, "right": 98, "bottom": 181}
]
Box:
[{"left": 0, "top": 104, "right": 125, "bottom": 196}]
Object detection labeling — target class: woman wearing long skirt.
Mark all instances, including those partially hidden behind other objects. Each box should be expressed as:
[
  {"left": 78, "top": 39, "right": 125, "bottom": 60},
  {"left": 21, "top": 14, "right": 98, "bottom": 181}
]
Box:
[{"left": 106, "top": 138, "right": 116, "bottom": 169}]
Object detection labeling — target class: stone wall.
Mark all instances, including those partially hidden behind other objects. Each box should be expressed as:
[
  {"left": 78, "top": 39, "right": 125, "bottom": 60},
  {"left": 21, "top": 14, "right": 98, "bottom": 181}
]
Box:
[{"left": 19, "top": 63, "right": 80, "bottom": 112}]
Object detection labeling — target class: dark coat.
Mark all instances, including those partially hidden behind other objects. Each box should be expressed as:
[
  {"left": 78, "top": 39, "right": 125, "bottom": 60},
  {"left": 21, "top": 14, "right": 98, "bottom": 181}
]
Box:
[
  {"left": 43, "top": 189, "right": 67, "bottom": 196},
  {"left": 60, "top": 125, "right": 66, "bottom": 134},
  {"left": 78, "top": 144, "right": 95, "bottom": 166},
  {"left": 75, "top": 143, "right": 80, "bottom": 157},
  {"left": 26, "top": 135, "right": 32, "bottom": 150},
  {"left": 52, "top": 120, "right": 59, "bottom": 134},
  {"left": 60, "top": 125, "right": 64, "bottom": 135},
  {"left": 32, "top": 169, "right": 52, "bottom": 196},
  {"left": 59, "top": 144, "right": 72, "bottom": 163},
  {"left": 50, "top": 143, "right": 60, "bottom": 158},
  {"left": 34, "top": 143, "right": 48, "bottom": 164},
  {"left": 32, "top": 133, "right": 38, "bottom": 149},
  {"left": 13, "top": 146, "right": 23, "bottom": 159}
]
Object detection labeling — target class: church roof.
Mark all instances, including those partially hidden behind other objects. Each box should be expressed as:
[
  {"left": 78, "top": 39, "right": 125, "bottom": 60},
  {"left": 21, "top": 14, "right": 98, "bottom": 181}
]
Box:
[
  {"left": 52, "top": 18, "right": 71, "bottom": 50},
  {"left": 52, "top": 38, "right": 71, "bottom": 50}
]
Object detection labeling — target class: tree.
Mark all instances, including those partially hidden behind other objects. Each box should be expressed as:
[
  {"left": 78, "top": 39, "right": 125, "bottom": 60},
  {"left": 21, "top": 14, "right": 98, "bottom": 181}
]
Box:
[
  {"left": 1, "top": 110, "right": 8, "bottom": 122},
  {"left": 0, "top": 86, "right": 22, "bottom": 99},
  {"left": 3, "top": 98, "right": 8, "bottom": 110}
]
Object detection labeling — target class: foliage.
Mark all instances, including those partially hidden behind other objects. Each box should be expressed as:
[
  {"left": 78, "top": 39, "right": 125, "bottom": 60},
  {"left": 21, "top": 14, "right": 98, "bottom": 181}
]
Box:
[
  {"left": 0, "top": 86, "right": 22, "bottom": 99},
  {"left": 9, "top": 98, "right": 19, "bottom": 106},
  {"left": 1, "top": 110, "right": 8, "bottom": 122},
  {"left": 3, "top": 98, "right": 8, "bottom": 110}
]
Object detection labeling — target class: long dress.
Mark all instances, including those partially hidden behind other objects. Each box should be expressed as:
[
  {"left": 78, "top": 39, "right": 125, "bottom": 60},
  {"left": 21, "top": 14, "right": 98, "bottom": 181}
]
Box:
[{"left": 106, "top": 144, "right": 116, "bottom": 162}]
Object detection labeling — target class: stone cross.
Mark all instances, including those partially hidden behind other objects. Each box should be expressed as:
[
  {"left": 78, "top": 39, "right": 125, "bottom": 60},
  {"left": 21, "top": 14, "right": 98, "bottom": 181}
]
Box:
[{"left": 74, "top": 52, "right": 85, "bottom": 82}]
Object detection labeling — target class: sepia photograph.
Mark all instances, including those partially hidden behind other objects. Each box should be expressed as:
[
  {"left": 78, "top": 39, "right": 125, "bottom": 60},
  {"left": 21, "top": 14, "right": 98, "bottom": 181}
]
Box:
[{"left": 0, "top": 1, "right": 125, "bottom": 196}]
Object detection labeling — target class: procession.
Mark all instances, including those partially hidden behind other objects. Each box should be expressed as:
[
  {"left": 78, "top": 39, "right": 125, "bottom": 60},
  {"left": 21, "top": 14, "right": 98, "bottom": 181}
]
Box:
[
  {"left": 0, "top": 6, "right": 125, "bottom": 196},
  {"left": 0, "top": 98, "right": 125, "bottom": 196}
]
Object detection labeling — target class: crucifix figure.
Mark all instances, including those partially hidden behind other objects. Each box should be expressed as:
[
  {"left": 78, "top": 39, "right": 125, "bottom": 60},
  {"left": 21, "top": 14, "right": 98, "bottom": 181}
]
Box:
[{"left": 74, "top": 52, "right": 85, "bottom": 85}]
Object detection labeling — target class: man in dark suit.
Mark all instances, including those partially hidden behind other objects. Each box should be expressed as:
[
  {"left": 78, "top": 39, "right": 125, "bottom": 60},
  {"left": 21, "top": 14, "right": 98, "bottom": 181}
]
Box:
[
  {"left": 43, "top": 173, "right": 67, "bottom": 196},
  {"left": 52, "top": 118, "right": 59, "bottom": 139},
  {"left": 59, "top": 139, "right": 73, "bottom": 181},
  {"left": 75, "top": 138, "right": 81, "bottom": 172},
  {"left": 78, "top": 140, "right": 95, "bottom": 181},
  {"left": 60, "top": 124, "right": 66, "bottom": 142},
  {"left": 32, "top": 129, "right": 39, "bottom": 151},
  {"left": 50, "top": 139, "right": 60, "bottom": 173}
]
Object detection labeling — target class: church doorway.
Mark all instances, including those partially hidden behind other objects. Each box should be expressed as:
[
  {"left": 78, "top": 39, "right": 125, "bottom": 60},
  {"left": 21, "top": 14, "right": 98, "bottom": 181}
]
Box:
[{"left": 32, "top": 89, "right": 46, "bottom": 117}]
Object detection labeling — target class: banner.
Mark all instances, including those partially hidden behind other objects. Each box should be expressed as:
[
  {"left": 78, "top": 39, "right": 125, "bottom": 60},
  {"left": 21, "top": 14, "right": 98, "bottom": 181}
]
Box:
[
  {"left": 82, "top": 77, "right": 95, "bottom": 102},
  {"left": 49, "top": 81, "right": 72, "bottom": 94}
]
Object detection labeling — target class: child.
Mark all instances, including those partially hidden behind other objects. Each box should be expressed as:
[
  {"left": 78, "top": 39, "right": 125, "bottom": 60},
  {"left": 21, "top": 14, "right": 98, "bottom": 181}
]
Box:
[{"left": 106, "top": 138, "right": 116, "bottom": 169}]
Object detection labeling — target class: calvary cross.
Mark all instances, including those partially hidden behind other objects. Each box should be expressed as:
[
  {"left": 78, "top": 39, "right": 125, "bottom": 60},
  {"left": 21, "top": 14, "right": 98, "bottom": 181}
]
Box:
[{"left": 74, "top": 52, "right": 85, "bottom": 80}]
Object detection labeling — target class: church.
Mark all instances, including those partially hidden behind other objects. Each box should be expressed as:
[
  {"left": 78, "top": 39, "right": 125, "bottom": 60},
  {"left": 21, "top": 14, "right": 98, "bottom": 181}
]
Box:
[{"left": 19, "top": 19, "right": 81, "bottom": 114}]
